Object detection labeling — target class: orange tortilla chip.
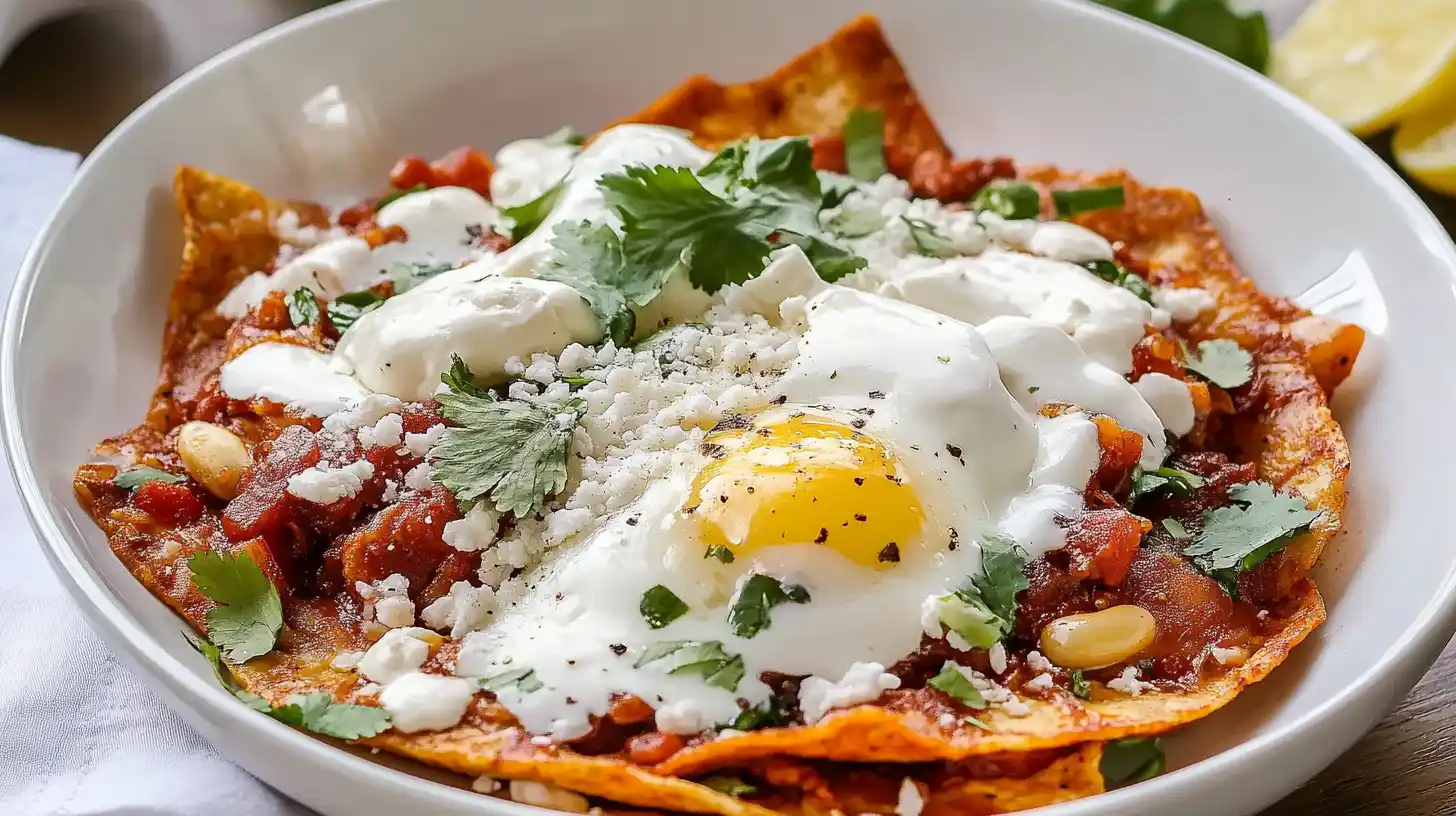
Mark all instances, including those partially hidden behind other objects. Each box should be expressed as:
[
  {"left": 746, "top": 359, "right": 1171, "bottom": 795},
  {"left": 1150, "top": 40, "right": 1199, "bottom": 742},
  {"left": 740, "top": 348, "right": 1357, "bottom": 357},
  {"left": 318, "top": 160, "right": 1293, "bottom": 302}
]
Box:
[{"left": 619, "top": 15, "right": 949, "bottom": 172}]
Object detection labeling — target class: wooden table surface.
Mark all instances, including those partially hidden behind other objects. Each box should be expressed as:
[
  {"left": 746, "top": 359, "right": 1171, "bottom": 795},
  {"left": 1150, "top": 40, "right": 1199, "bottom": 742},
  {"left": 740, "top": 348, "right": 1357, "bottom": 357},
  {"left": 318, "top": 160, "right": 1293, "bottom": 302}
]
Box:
[{"left": 3, "top": 3, "right": 1455, "bottom": 814}]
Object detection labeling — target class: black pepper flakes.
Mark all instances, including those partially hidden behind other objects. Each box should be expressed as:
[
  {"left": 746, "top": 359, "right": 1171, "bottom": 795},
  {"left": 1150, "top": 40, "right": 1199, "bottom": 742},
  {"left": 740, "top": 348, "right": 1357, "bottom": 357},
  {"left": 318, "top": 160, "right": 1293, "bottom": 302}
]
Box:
[
  {"left": 712, "top": 413, "right": 753, "bottom": 432},
  {"left": 850, "top": 418, "right": 867, "bottom": 429},
  {"left": 626, "top": 515, "right": 640, "bottom": 526},
  {"left": 945, "top": 443, "right": 964, "bottom": 464},
  {"left": 854, "top": 514, "right": 868, "bottom": 522},
  {"left": 814, "top": 527, "right": 829, "bottom": 544},
  {"left": 609, "top": 643, "right": 627, "bottom": 655},
  {"left": 878, "top": 543, "right": 901, "bottom": 563},
  {"left": 854, "top": 477, "right": 865, "bottom": 486},
  {"left": 700, "top": 442, "right": 727, "bottom": 459},
  {"left": 771, "top": 395, "right": 787, "bottom": 405},
  {"left": 868, "top": 390, "right": 886, "bottom": 400}
]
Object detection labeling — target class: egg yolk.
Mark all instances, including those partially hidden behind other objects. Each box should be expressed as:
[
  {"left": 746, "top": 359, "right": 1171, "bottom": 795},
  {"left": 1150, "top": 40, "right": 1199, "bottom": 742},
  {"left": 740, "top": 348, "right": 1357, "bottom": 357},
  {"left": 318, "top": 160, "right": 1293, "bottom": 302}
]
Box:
[{"left": 685, "top": 412, "right": 924, "bottom": 570}]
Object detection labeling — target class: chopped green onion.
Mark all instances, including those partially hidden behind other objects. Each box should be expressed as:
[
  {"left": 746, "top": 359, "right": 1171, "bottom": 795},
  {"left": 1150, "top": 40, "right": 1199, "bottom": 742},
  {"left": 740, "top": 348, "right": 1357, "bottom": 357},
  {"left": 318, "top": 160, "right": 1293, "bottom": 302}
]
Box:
[
  {"left": 973, "top": 181, "right": 1041, "bottom": 220},
  {"left": 1053, "top": 185, "right": 1126, "bottom": 218}
]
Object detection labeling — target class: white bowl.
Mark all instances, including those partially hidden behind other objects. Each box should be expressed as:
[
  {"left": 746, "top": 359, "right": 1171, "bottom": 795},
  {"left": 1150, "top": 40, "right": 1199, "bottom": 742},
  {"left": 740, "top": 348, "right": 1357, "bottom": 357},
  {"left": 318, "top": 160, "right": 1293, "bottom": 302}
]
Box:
[{"left": 5, "top": 1, "right": 1456, "bottom": 813}]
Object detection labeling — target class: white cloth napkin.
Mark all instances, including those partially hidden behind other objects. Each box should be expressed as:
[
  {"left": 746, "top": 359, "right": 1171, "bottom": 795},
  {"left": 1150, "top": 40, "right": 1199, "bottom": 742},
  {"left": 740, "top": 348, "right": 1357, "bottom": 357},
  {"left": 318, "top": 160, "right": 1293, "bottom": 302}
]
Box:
[{"left": 0, "top": 135, "right": 307, "bottom": 815}]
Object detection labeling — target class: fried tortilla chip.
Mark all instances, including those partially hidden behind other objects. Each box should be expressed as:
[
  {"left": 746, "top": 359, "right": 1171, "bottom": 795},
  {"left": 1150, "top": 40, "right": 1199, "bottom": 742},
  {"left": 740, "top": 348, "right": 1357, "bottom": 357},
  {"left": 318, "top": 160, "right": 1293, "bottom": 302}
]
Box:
[{"left": 619, "top": 15, "right": 949, "bottom": 175}]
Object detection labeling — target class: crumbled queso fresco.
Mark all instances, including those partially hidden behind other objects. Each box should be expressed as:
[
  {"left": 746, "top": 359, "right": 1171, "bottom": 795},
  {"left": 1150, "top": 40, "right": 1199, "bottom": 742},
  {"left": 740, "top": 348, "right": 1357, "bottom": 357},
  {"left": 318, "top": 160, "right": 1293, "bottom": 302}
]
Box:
[{"left": 213, "top": 124, "right": 1221, "bottom": 740}]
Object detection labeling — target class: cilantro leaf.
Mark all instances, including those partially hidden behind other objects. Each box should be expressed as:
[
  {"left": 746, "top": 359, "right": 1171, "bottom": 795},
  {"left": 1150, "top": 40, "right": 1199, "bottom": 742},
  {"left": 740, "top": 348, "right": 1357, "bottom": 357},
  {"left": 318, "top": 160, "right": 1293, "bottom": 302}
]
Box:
[
  {"left": 502, "top": 179, "right": 565, "bottom": 241},
  {"left": 1162, "top": 517, "right": 1191, "bottom": 540},
  {"left": 1128, "top": 465, "right": 1205, "bottom": 504},
  {"left": 190, "top": 635, "right": 271, "bottom": 711},
  {"left": 937, "top": 535, "right": 1030, "bottom": 648},
  {"left": 376, "top": 183, "right": 426, "bottom": 210},
  {"left": 704, "top": 545, "right": 736, "bottom": 564},
  {"left": 1070, "top": 669, "right": 1092, "bottom": 699},
  {"left": 640, "top": 584, "right": 690, "bottom": 629},
  {"left": 440, "top": 353, "right": 490, "bottom": 398},
  {"left": 973, "top": 181, "right": 1042, "bottom": 220},
  {"left": 634, "top": 640, "right": 745, "bottom": 692},
  {"left": 601, "top": 165, "right": 771, "bottom": 296},
  {"left": 327, "top": 290, "right": 384, "bottom": 334},
  {"left": 537, "top": 220, "right": 635, "bottom": 346},
  {"left": 727, "top": 574, "right": 810, "bottom": 639},
  {"left": 275, "top": 692, "right": 393, "bottom": 739},
  {"left": 1184, "top": 338, "right": 1254, "bottom": 389},
  {"left": 187, "top": 549, "right": 283, "bottom": 663},
  {"left": 901, "top": 217, "right": 957, "bottom": 258},
  {"left": 820, "top": 174, "right": 858, "bottom": 210},
  {"left": 927, "top": 664, "right": 988, "bottom": 709},
  {"left": 113, "top": 466, "right": 186, "bottom": 490},
  {"left": 1100, "top": 737, "right": 1166, "bottom": 787},
  {"left": 773, "top": 232, "right": 868, "bottom": 283},
  {"left": 543, "top": 125, "right": 585, "bottom": 147},
  {"left": 389, "top": 261, "right": 454, "bottom": 295},
  {"left": 1095, "top": 0, "right": 1269, "bottom": 73},
  {"left": 1083, "top": 260, "right": 1155, "bottom": 305},
  {"left": 478, "top": 667, "right": 544, "bottom": 693},
  {"left": 842, "top": 108, "right": 888, "bottom": 181},
  {"left": 1182, "top": 482, "right": 1319, "bottom": 594},
  {"left": 429, "top": 383, "right": 581, "bottom": 517},
  {"left": 287, "top": 288, "right": 320, "bottom": 327},
  {"left": 699, "top": 777, "right": 757, "bottom": 797},
  {"left": 971, "top": 534, "right": 1031, "bottom": 628},
  {"left": 729, "top": 696, "right": 794, "bottom": 731},
  {"left": 826, "top": 209, "right": 886, "bottom": 239},
  {"left": 700, "top": 137, "right": 820, "bottom": 231}
]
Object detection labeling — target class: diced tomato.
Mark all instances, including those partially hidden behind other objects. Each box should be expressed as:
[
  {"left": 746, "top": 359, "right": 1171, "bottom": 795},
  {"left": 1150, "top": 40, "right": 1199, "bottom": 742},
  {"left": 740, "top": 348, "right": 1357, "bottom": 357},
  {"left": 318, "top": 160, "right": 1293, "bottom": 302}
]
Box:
[
  {"left": 1063, "top": 507, "right": 1150, "bottom": 586},
  {"left": 388, "top": 155, "right": 436, "bottom": 191},
  {"left": 605, "top": 694, "right": 655, "bottom": 725},
  {"left": 1130, "top": 333, "right": 1187, "bottom": 380},
  {"left": 328, "top": 486, "right": 460, "bottom": 593},
  {"left": 430, "top": 147, "right": 493, "bottom": 197},
  {"left": 337, "top": 201, "right": 376, "bottom": 230},
  {"left": 132, "top": 481, "right": 204, "bottom": 526},
  {"left": 254, "top": 290, "right": 292, "bottom": 331},
  {"left": 625, "top": 731, "right": 686, "bottom": 765},
  {"left": 810, "top": 133, "right": 847, "bottom": 173},
  {"left": 1089, "top": 415, "right": 1143, "bottom": 494}
]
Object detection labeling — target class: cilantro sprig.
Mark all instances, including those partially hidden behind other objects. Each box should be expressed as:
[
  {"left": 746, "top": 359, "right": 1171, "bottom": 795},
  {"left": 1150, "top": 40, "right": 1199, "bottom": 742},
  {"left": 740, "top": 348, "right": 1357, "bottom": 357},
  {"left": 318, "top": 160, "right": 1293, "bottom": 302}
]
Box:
[
  {"left": 927, "top": 664, "right": 988, "bottom": 709},
  {"left": 729, "top": 696, "right": 794, "bottom": 731},
  {"left": 428, "top": 356, "right": 581, "bottom": 516},
  {"left": 1084, "top": 260, "right": 1154, "bottom": 304},
  {"left": 901, "top": 217, "right": 957, "bottom": 258},
  {"left": 1182, "top": 481, "right": 1320, "bottom": 596},
  {"left": 935, "top": 535, "right": 1030, "bottom": 648},
  {"left": 327, "top": 290, "right": 385, "bottom": 335},
  {"left": 1128, "top": 465, "right": 1205, "bottom": 504},
  {"left": 727, "top": 574, "right": 809, "bottom": 639},
  {"left": 538, "top": 221, "right": 636, "bottom": 346},
  {"left": 635, "top": 640, "right": 745, "bottom": 692},
  {"left": 1184, "top": 339, "right": 1254, "bottom": 389},
  {"left": 478, "top": 667, "right": 544, "bottom": 693},
  {"left": 501, "top": 180, "right": 566, "bottom": 242},
  {"left": 194, "top": 636, "right": 391, "bottom": 738},
  {"left": 389, "top": 261, "right": 454, "bottom": 295},
  {"left": 187, "top": 549, "right": 284, "bottom": 663},
  {"left": 1095, "top": 0, "right": 1269, "bottom": 73},
  {"left": 1100, "top": 737, "right": 1167, "bottom": 787},
  {"left": 640, "top": 585, "right": 690, "bottom": 629}
]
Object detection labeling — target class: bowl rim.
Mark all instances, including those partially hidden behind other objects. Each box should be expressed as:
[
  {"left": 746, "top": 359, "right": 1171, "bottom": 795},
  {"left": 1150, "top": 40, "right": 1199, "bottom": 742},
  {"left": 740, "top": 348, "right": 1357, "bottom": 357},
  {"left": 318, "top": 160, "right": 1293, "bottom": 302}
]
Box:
[{"left": 6, "top": 0, "right": 1456, "bottom": 812}]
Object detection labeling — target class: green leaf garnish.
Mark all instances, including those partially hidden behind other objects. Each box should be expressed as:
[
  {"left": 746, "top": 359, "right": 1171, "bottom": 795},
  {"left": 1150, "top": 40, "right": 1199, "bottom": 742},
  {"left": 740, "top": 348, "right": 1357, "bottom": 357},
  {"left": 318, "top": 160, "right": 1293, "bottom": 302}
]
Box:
[
  {"left": 429, "top": 371, "right": 581, "bottom": 516},
  {"left": 537, "top": 220, "right": 635, "bottom": 346},
  {"left": 376, "top": 183, "right": 427, "bottom": 210},
  {"left": 1128, "top": 465, "right": 1206, "bottom": 504},
  {"left": 704, "top": 545, "right": 736, "bottom": 564},
  {"left": 1070, "top": 669, "right": 1092, "bottom": 699},
  {"left": 440, "top": 353, "right": 490, "bottom": 398},
  {"left": 727, "top": 574, "right": 810, "bottom": 639},
  {"left": 901, "top": 216, "right": 957, "bottom": 258},
  {"left": 820, "top": 175, "right": 858, "bottom": 210},
  {"left": 501, "top": 179, "right": 565, "bottom": 242},
  {"left": 113, "top": 466, "right": 186, "bottom": 490},
  {"left": 937, "top": 535, "right": 1030, "bottom": 648},
  {"left": 1052, "top": 185, "right": 1126, "bottom": 218},
  {"left": 1095, "top": 0, "right": 1270, "bottom": 73},
  {"left": 327, "top": 290, "right": 385, "bottom": 334},
  {"left": 841, "top": 108, "right": 888, "bottom": 181},
  {"left": 1182, "top": 482, "right": 1319, "bottom": 596},
  {"left": 729, "top": 696, "right": 794, "bottom": 731},
  {"left": 389, "top": 261, "right": 454, "bottom": 295},
  {"left": 1100, "top": 737, "right": 1167, "bottom": 786},
  {"left": 1184, "top": 338, "right": 1254, "bottom": 389},
  {"left": 1083, "top": 259, "right": 1155, "bottom": 304},
  {"left": 973, "top": 181, "right": 1041, "bottom": 220},
  {"left": 826, "top": 208, "right": 887, "bottom": 240},
  {"left": 478, "top": 667, "right": 544, "bottom": 693},
  {"left": 699, "top": 776, "right": 757, "bottom": 797},
  {"left": 194, "top": 635, "right": 391, "bottom": 737},
  {"left": 927, "top": 664, "right": 988, "bottom": 709},
  {"left": 1162, "top": 517, "right": 1191, "bottom": 540},
  {"left": 634, "top": 640, "right": 745, "bottom": 692},
  {"left": 187, "top": 549, "right": 283, "bottom": 663},
  {"left": 640, "top": 584, "right": 690, "bottom": 629},
  {"left": 287, "top": 288, "right": 320, "bottom": 327},
  {"left": 599, "top": 138, "right": 864, "bottom": 299}
]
